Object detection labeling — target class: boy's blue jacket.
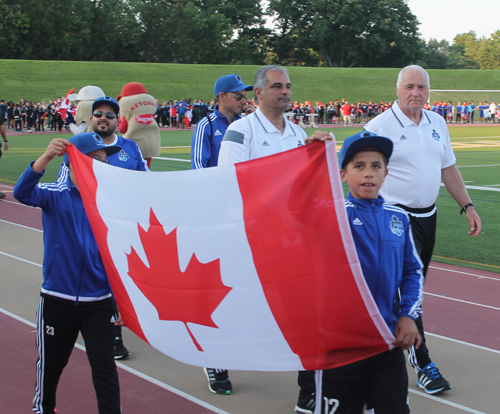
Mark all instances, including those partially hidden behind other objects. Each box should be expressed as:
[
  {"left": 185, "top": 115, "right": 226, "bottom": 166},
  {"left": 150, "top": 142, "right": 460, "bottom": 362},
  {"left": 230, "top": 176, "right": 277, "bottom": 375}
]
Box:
[
  {"left": 345, "top": 193, "right": 424, "bottom": 333},
  {"left": 14, "top": 163, "right": 112, "bottom": 302}
]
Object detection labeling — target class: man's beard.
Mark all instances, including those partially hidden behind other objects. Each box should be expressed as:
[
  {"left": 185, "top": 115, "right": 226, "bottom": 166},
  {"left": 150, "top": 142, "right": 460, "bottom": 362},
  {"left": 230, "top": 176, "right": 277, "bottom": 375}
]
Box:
[{"left": 93, "top": 122, "right": 114, "bottom": 138}]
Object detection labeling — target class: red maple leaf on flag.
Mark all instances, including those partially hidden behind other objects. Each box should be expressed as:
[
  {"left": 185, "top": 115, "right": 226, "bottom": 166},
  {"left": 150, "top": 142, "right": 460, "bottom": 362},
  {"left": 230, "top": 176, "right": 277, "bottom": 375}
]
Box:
[{"left": 126, "top": 208, "right": 231, "bottom": 351}]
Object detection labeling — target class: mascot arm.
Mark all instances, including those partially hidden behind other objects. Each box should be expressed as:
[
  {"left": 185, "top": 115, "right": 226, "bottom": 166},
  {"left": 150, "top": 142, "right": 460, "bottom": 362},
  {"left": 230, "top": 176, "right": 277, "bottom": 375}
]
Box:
[{"left": 118, "top": 116, "right": 128, "bottom": 134}]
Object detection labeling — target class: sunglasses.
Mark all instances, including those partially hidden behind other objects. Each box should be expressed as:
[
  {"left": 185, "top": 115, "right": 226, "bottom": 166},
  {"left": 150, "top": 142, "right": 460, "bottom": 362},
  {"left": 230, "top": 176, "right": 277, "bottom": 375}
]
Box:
[
  {"left": 93, "top": 111, "right": 117, "bottom": 120},
  {"left": 227, "top": 92, "right": 248, "bottom": 102}
]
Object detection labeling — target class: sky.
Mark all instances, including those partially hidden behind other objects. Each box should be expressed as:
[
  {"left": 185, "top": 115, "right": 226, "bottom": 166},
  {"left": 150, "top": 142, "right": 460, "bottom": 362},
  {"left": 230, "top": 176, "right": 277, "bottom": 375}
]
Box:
[
  {"left": 406, "top": 0, "right": 499, "bottom": 43},
  {"left": 262, "top": 1, "right": 498, "bottom": 44}
]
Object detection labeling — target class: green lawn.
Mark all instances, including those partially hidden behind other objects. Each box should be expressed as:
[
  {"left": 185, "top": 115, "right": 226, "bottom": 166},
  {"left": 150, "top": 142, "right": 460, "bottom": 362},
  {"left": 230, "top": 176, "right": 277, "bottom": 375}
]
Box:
[
  {"left": 2, "top": 125, "right": 500, "bottom": 273},
  {"left": 2, "top": 59, "right": 500, "bottom": 105}
]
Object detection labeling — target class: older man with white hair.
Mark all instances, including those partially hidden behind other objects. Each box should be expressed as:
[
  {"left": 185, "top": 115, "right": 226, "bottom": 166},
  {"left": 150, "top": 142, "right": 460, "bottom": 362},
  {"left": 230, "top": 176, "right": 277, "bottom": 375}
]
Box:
[{"left": 364, "top": 64, "right": 481, "bottom": 396}]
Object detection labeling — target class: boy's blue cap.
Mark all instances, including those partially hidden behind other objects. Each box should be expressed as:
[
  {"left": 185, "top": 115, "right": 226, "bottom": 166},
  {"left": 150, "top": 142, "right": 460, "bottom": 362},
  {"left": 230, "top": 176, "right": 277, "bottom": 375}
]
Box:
[
  {"left": 339, "top": 131, "right": 393, "bottom": 169},
  {"left": 92, "top": 96, "right": 120, "bottom": 115},
  {"left": 63, "top": 132, "right": 121, "bottom": 165},
  {"left": 214, "top": 74, "right": 253, "bottom": 97}
]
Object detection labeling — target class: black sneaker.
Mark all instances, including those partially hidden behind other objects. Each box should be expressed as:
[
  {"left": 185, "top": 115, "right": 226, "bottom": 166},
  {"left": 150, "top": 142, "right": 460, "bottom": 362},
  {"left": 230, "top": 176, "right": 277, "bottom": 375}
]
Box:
[
  {"left": 295, "top": 393, "right": 315, "bottom": 414},
  {"left": 203, "top": 368, "right": 232, "bottom": 395},
  {"left": 417, "top": 362, "right": 451, "bottom": 394},
  {"left": 113, "top": 336, "right": 130, "bottom": 360}
]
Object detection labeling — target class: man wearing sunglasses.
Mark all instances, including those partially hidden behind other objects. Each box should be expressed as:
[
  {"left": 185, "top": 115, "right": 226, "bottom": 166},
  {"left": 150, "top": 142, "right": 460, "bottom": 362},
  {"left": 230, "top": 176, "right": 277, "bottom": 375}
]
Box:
[
  {"left": 60, "top": 96, "right": 149, "bottom": 179},
  {"left": 190, "top": 74, "right": 254, "bottom": 395},
  {"left": 191, "top": 74, "right": 255, "bottom": 170},
  {"left": 58, "top": 96, "right": 149, "bottom": 360},
  {"left": 14, "top": 133, "right": 123, "bottom": 414}
]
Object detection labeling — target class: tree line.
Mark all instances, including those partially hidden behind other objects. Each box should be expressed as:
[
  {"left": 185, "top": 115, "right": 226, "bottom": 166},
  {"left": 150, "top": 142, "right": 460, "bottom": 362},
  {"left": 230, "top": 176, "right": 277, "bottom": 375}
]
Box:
[{"left": 0, "top": 0, "right": 498, "bottom": 69}]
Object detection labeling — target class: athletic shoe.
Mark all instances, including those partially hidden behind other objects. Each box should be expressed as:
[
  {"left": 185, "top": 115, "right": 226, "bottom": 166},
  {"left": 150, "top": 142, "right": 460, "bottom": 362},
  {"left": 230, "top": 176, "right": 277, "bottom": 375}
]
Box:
[
  {"left": 113, "top": 336, "right": 130, "bottom": 360},
  {"left": 417, "top": 362, "right": 451, "bottom": 394},
  {"left": 295, "top": 393, "right": 315, "bottom": 414},
  {"left": 0, "top": 192, "right": 6, "bottom": 200},
  {"left": 203, "top": 368, "right": 232, "bottom": 395}
]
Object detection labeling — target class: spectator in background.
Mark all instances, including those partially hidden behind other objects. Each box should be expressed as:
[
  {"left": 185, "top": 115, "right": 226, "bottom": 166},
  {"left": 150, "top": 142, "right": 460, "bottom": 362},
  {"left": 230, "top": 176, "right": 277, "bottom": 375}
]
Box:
[
  {"left": 0, "top": 105, "right": 8, "bottom": 199},
  {"left": 483, "top": 101, "right": 490, "bottom": 123},
  {"left": 469, "top": 101, "right": 476, "bottom": 123},
  {"left": 455, "top": 102, "right": 462, "bottom": 123},
  {"left": 173, "top": 98, "right": 190, "bottom": 129},
  {"left": 447, "top": 101, "right": 453, "bottom": 123},
  {"left": 341, "top": 101, "right": 353, "bottom": 127},
  {"left": 490, "top": 101, "right": 497, "bottom": 123}
]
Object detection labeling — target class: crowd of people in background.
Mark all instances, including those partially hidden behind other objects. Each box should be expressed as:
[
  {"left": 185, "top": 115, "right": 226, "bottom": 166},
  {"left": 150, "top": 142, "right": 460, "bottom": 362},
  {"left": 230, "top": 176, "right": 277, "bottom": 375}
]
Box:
[
  {"left": 425, "top": 100, "right": 499, "bottom": 124},
  {"left": 0, "top": 98, "right": 76, "bottom": 134},
  {"left": 1, "top": 97, "right": 499, "bottom": 135}
]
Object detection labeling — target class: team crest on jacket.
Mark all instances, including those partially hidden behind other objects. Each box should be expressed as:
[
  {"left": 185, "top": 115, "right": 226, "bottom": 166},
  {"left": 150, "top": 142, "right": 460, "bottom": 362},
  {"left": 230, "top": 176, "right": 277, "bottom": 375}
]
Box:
[
  {"left": 390, "top": 215, "right": 404, "bottom": 236},
  {"left": 432, "top": 129, "right": 440, "bottom": 141},
  {"left": 118, "top": 150, "right": 129, "bottom": 162}
]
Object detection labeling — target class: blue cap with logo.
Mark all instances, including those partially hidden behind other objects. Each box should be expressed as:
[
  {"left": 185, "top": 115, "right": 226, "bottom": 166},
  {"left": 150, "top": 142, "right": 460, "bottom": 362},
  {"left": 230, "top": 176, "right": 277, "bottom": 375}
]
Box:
[
  {"left": 63, "top": 132, "right": 122, "bottom": 165},
  {"left": 214, "top": 74, "right": 253, "bottom": 97},
  {"left": 92, "top": 96, "right": 120, "bottom": 115},
  {"left": 339, "top": 131, "right": 393, "bottom": 169}
]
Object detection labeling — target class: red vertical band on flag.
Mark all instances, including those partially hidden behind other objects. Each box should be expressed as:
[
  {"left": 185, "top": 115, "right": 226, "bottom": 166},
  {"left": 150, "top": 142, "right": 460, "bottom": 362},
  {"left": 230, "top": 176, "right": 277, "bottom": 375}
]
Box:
[
  {"left": 235, "top": 142, "right": 390, "bottom": 370},
  {"left": 68, "top": 146, "right": 148, "bottom": 343}
]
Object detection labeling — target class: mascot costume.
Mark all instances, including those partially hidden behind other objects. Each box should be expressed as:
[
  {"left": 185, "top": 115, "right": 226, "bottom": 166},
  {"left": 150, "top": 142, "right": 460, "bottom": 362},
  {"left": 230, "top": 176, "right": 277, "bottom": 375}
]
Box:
[
  {"left": 69, "top": 85, "right": 105, "bottom": 134},
  {"left": 116, "top": 82, "right": 160, "bottom": 167}
]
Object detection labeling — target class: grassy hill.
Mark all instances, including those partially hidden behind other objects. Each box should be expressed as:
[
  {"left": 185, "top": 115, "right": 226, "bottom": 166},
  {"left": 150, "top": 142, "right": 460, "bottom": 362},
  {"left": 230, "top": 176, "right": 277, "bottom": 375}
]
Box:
[{"left": 2, "top": 59, "right": 500, "bottom": 104}]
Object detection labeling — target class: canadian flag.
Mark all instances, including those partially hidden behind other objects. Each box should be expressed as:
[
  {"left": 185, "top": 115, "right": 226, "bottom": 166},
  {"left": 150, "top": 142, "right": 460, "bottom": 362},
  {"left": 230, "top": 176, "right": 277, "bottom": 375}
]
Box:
[
  {"left": 69, "top": 141, "right": 394, "bottom": 371},
  {"left": 59, "top": 88, "right": 75, "bottom": 120}
]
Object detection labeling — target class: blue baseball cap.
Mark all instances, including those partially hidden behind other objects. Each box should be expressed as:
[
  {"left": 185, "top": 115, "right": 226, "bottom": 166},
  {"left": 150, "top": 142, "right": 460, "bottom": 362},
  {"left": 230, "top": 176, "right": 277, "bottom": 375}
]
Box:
[
  {"left": 63, "top": 132, "right": 122, "bottom": 165},
  {"left": 339, "top": 131, "right": 393, "bottom": 169},
  {"left": 92, "top": 96, "right": 120, "bottom": 115},
  {"left": 214, "top": 74, "right": 253, "bottom": 97}
]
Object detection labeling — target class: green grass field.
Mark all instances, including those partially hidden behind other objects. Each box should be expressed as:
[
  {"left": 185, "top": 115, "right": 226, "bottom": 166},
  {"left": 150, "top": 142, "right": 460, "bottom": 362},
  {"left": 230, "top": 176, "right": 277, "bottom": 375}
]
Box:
[
  {"left": 2, "top": 59, "right": 500, "bottom": 104},
  {"left": 2, "top": 125, "right": 500, "bottom": 273}
]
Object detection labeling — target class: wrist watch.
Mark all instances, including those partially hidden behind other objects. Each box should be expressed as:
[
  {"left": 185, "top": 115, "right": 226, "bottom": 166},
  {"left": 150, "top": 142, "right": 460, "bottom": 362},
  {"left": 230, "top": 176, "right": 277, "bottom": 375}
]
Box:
[{"left": 460, "top": 203, "right": 475, "bottom": 215}]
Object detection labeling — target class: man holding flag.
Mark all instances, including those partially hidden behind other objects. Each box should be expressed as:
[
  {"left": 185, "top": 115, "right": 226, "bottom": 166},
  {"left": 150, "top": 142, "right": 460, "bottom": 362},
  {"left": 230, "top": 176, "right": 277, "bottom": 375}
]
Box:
[
  {"left": 219, "top": 64, "right": 332, "bottom": 414},
  {"left": 14, "top": 133, "right": 123, "bottom": 414}
]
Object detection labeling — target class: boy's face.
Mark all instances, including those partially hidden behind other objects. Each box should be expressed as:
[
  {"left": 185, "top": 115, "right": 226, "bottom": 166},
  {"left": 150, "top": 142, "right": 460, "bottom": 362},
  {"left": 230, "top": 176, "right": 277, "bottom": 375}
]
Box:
[
  {"left": 68, "top": 149, "right": 108, "bottom": 189},
  {"left": 340, "top": 151, "right": 388, "bottom": 200}
]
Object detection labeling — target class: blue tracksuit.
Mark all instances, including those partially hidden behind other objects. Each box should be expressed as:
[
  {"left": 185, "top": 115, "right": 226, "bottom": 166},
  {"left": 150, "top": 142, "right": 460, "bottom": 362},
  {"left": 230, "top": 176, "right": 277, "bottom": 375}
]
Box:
[
  {"left": 345, "top": 193, "right": 424, "bottom": 333},
  {"left": 191, "top": 105, "right": 243, "bottom": 169},
  {"left": 14, "top": 164, "right": 112, "bottom": 301}
]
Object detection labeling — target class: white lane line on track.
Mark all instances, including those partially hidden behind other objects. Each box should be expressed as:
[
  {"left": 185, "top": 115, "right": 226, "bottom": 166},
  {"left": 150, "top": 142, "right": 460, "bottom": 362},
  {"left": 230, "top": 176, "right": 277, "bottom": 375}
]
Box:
[
  {"left": 429, "top": 265, "right": 500, "bottom": 281},
  {"left": 0, "top": 251, "right": 42, "bottom": 267},
  {"left": 0, "top": 307, "right": 230, "bottom": 414},
  {"left": 407, "top": 389, "right": 487, "bottom": 414},
  {"left": 0, "top": 218, "right": 43, "bottom": 232},
  {"left": 0, "top": 198, "right": 40, "bottom": 208},
  {"left": 424, "top": 292, "right": 500, "bottom": 311}
]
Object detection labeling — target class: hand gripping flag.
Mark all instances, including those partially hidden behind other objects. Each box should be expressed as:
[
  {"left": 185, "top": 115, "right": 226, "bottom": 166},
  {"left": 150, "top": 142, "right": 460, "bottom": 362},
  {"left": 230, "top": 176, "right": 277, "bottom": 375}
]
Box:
[{"left": 68, "top": 140, "right": 394, "bottom": 371}]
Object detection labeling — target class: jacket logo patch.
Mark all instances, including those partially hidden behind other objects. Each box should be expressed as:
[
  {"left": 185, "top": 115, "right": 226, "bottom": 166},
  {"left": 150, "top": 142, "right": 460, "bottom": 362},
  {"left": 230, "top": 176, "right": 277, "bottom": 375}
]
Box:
[
  {"left": 353, "top": 217, "right": 363, "bottom": 226},
  {"left": 262, "top": 141, "right": 270, "bottom": 146},
  {"left": 135, "top": 114, "right": 155, "bottom": 125},
  {"left": 118, "top": 150, "right": 129, "bottom": 162},
  {"left": 214, "top": 129, "right": 223, "bottom": 136},
  {"left": 432, "top": 129, "right": 440, "bottom": 141},
  {"left": 390, "top": 215, "right": 404, "bottom": 236}
]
